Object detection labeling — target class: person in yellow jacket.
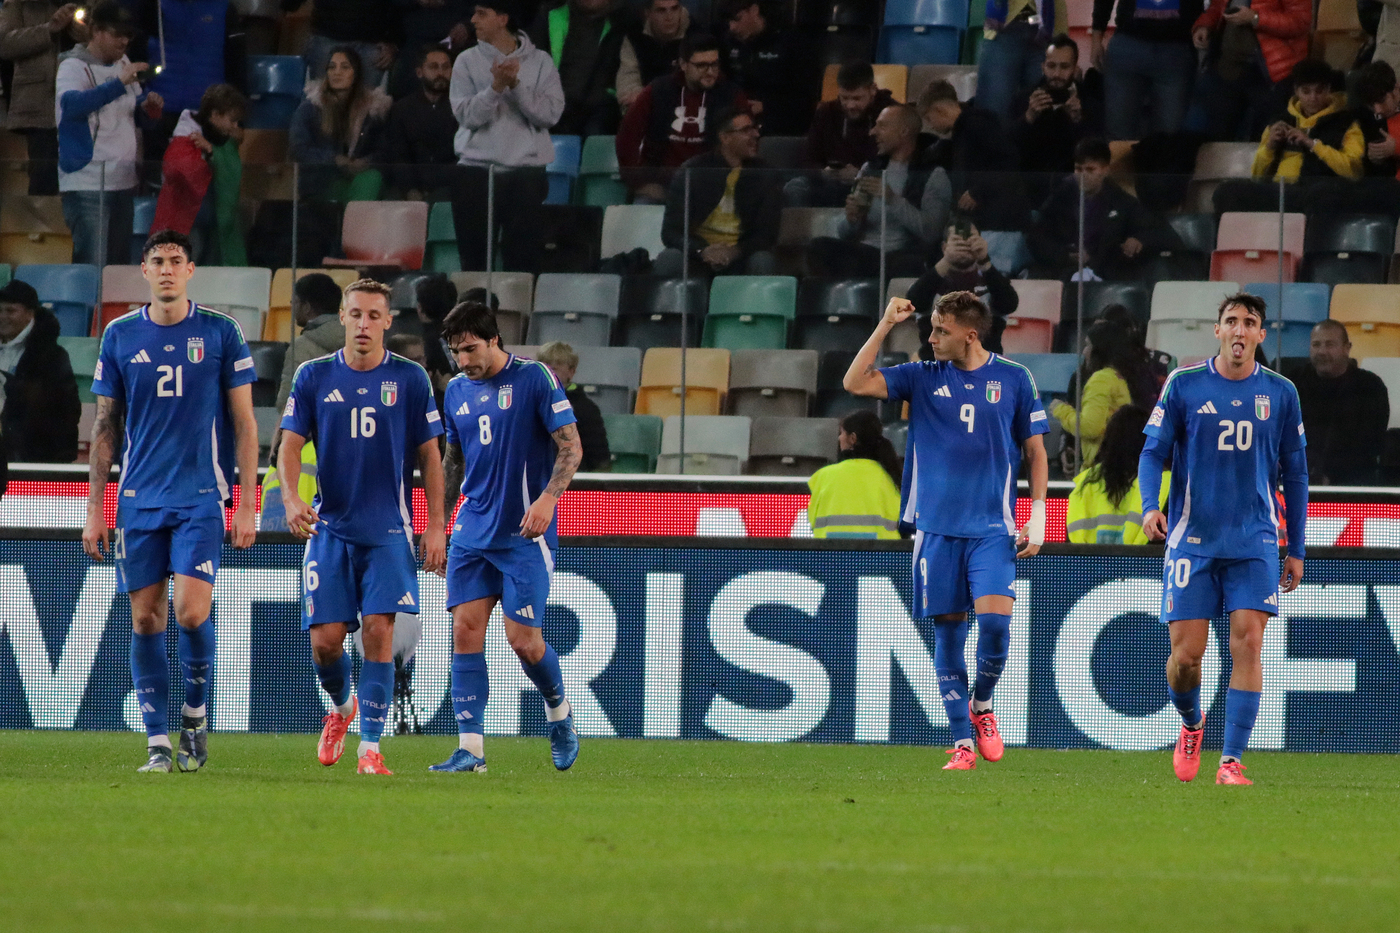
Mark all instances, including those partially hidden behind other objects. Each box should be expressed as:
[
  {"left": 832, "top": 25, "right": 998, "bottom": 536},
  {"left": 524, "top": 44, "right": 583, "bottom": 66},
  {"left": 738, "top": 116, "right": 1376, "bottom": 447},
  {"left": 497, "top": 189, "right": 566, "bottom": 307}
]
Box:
[
  {"left": 1051, "top": 316, "right": 1159, "bottom": 468},
  {"left": 260, "top": 439, "right": 318, "bottom": 532},
  {"left": 1067, "top": 405, "right": 1168, "bottom": 544},
  {"left": 1249, "top": 60, "right": 1364, "bottom": 184},
  {"left": 807, "top": 410, "right": 903, "bottom": 539}
]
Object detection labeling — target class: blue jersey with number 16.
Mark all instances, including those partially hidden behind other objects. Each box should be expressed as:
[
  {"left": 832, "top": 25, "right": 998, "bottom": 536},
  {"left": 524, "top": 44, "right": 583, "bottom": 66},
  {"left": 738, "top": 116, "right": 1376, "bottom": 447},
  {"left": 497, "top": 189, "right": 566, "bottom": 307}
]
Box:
[{"left": 281, "top": 349, "right": 443, "bottom": 547}]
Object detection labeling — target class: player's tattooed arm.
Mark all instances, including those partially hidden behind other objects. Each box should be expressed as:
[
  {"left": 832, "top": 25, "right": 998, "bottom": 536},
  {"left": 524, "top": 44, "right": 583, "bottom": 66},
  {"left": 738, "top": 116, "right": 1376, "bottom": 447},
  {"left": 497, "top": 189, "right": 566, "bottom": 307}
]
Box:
[
  {"left": 443, "top": 441, "right": 464, "bottom": 527},
  {"left": 545, "top": 423, "right": 583, "bottom": 499},
  {"left": 81, "top": 396, "right": 125, "bottom": 559}
]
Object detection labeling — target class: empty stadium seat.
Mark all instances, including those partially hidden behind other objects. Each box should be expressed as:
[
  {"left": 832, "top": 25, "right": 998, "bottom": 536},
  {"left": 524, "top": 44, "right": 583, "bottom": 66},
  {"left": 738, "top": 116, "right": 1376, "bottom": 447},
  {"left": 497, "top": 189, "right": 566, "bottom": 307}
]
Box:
[
  {"left": 130, "top": 196, "right": 156, "bottom": 263},
  {"left": 1331, "top": 284, "right": 1400, "bottom": 357},
  {"left": 1217, "top": 211, "right": 1305, "bottom": 271},
  {"left": 1359, "top": 357, "right": 1400, "bottom": 429},
  {"left": 775, "top": 207, "right": 845, "bottom": 273},
  {"left": 1187, "top": 143, "right": 1261, "bottom": 212},
  {"left": 535, "top": 204, "right": 604, "bottom": 274},
  {"left": 1243, "top": 282, "right": 1330, "bottom": 358},
  {"left": 58, "top": 336, "right": 100, "bottom": 404},
  {"left": 1056, "top": 280, "right": 1150, "bottom": 351},
  {"left": 528, "top": 273, "right": 620, "bottom": 346},
  {"left": 264, "top": 268, "right": 360, "bottom": 341},
  {"left": 95, "top": 265, "right": 149, "bottom": 336},
  {"left": 807, "top": 25, "right": 876, "bottom": 70},
  {"left": 1306, "top": 213, "right": 1394, "bottom": 256},
  {"left": 600, "top": 205, "right": 665, "bottom": 259},
  {"left": 821, "top": 63, "right": 907, "bottom": 102},
  {"left": 756, "top": 136, "right": 807, "bottom": 171},
  {"left": 1315, "top": 0, "right": 1367, "bottom": 71},
  {"left": 426, "top": 202, "right": 458, "bottom": 273},
  {"left": 578, "top": 135, "right": 628, "bottom": 207},
  {"left": 618, "top": 276, "right": 706, "bottom": 350},
  {"left": 796, "top": 0, "right": 878, "bottom": 27},
  {"left": 703, "top": 275, "right": 798, "bottom": 351},
  {"left": 451, "top": 270, "right": 534, "bottom": 345},
  {"left": 603, "top": 413, "right": 662, "bottom": 472},
  {"left": 878, "top": 0, "right": 966, "bottom": 64},
  {"left": 0, "top": 196, "right": 71, "bottom": 265},
  {"left": 545, "top": 135, "right": 581, "bottom": 205},
  {"left": 575, "top": 345, "right": 642, "bottom": 415},
  {"left": 748, "top": 416, "right": 840, "bottom": 475},
  {"left": 1211, "top": 249, "right": 1295, "bottom": 283},
  {"left": 246, "top": 56, "right": 304, "bottom": 129},
  {"left": 188, "top": 266, "right": 273, "bottom": 319},
  {"left": 728, "top": 349, "right": 819, "bottom": 417},
  {"left": 814, "top": 349, "right": 886, "bottom": 418},
  {"left": 1140, "top": 249, "right": 1211, "bottom": 288},
  {"left": 1303, "top": 252, "right": 1388, "bottom": 287},
  {"left": 1017, "top": 353, "right": 1079, "bottom": 397},
  {"left": 794, "top": 278, "right": 879, "bottom": 352},
  {"left": 324, "top": 201, "right": 429, "bottom": 270},
  {"left": 1002, "top": 280, "right": 1062, "bottom": 355},
  {"left": 636, "top": 347, "right": 730, "bottom": 416},
  {"left": 1146, "top": 280, "right": 1241, "bottom": 357},
  {"left": 1167, "top": 213, "right": 1218, "bottom": 254},
  {"left": 17, "top": 263, "right": 98, "bottom": 337},
  {"left": 657, "top": 415, "right": 751, "bottom": 474}
]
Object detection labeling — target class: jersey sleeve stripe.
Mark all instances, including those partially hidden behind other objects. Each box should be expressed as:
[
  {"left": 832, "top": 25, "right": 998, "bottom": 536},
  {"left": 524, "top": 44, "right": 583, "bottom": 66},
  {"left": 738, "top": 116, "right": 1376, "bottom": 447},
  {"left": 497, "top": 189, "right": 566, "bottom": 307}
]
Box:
[
  {"left": 193, "top": 305, "right": 249, "bottom": 343},
  {"left": 993, "top": 356, "right": 1040, "bottom": 395},
  {"left": 523, "top": 358, "right": 562, "bottom": 390},
  {"left": 1157, "top": 361, "right": 1210, "bottom": 401}
]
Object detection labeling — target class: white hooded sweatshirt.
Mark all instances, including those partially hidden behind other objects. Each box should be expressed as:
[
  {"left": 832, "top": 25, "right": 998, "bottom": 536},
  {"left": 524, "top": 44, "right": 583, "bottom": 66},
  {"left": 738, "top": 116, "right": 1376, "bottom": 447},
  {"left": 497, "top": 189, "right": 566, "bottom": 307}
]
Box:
[{"left": 449, "top": 31, "right": 564, "bottom": 169}]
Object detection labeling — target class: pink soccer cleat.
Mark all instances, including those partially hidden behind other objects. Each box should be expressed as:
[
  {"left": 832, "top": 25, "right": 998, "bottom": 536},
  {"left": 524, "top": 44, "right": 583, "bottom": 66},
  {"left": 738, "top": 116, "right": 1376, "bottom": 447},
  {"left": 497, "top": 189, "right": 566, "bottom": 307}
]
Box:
[
  {"left": 970, "top": 704, "right": 1004, "bottom": 762},
  {"left": 317, "top": 698, "right": 357, "bottom": 766},
  {"left": 942, "top": 746, "right": 977, "bottom": 771},
  {"left": 1173, "top": 720, "right": 1205, "bottom": 782},
  {"left": 357, "top": 749, "right": 393, "bottom": 775},
  {"left": 1216, "top": 760, "right": 1252, "bottom": 785}
]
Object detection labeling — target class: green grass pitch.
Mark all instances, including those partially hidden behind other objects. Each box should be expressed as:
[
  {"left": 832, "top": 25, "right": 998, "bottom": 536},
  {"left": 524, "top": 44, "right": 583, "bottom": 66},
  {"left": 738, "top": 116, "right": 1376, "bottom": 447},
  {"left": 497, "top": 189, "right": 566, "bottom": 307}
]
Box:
[{"left": 1, "top": 732, "right": 1396, "bottom": 933}]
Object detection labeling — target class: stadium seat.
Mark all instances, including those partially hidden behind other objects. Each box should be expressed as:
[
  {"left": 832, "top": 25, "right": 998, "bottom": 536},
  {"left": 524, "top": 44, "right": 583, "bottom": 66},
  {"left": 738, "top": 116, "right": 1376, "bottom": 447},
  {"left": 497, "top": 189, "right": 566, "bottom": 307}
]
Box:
[
  {"left": 187, "top": 266, "right": 273, "bottom": 341},
  {"left": 450, "top": 270, "right": 533, "bottom": 345},
  {"left": 821, "top": 63, "right": 907, "bottom": 102},
  {"left": 265, "top": 268, "right": 360, "bottom": 341},
  {"left": 1302, "top": 251, "right": 1388, "bottom": 288},
  {"left": 1149, "top": 280, "right": 1240, "bottom": 322},
  {"left": 0, "top": 195, "right": 71, "bottom": 265},
  {"left": 756, "top": 136, "right": 808, "bottom": 172},
  {"left": 1167, "top": 213, "right": 1218, "bottom": 254},
  {"left": 1139, "top": 249, "right": 1211, "bottom": 288},
  {"left": 1315, "top": 0, "right": 1367, "bottom": 71},
  {"left": 545, "top": 135, "right": 582, "bottom": 205},
  {"left": 1186, "top": 143, "right": 1261, "bottom": 212},
  {"left": 703, "top": 275, "right": 798, "bottom": 351},
  {"left": 57, "top": 336, "right": 100, "bottom": 404},
  {"left": 1017, "top": 353, "right": 1079, "bottom": 397},
  {"left": 747, "top": 416, "right": 839, "bottom": 475},
  {"left": 535, "top": 205, "right": 604, "bottom": 274},
  {"left": 1306, "top": 213, "right": 1394, "bottom": 256},
  {"left": 657, "top": 414, "right": 751, "bottom": 475},
  {"left": 425, "top": 202, "right": 459, "bottom": 273},
  {"left": 907, "top": 64, "right": 976, "bottom": 104},
  {"left": 807, "top": 25, "right": 876, "bottom": 70},
  {"left": 1359, "top": 357, "right": 1400, "bottom": 429},
  {"left": 636, "top": 348, "right": 730, "bottom": 416},
  {"left": 814, "top": 349, "right": 889, "bottom": 418},
  {"left": 1217, "top": 211, "right": 1305, "bottom": 268},
  {"left": 728, "top": 349, "right": 819, "bottom": 417},
  {"left": 982, "top": 230, "right": 1033, "bottom": 277},
  {"left": 578, "top": 135, "right": 628, "bottom": 207},
  {"left": 528, "top": 273, "right": 620, "bottom": 347},
  {"left": 574, "top": 345, "right": 642, "bottom": 415},
  {"left": 386, "top": 271, "right": 434, "bottom": 313},
  {"left": 130, "top": 196, "right": 156, "bottom": 263},
  {"left": 1002, "top": 280, "right": 1062, "bottom": 356},
  {"left": 0, "top": 130, "right": 27, "bottom": 196},
  {"left": 95, "top": 265, "right": 149, "bottom": 336},
  {"left": 248, "top": 341, "right": 288, "bottom": 407},
  {"left": 246, "top": 56, "right": 305, "bottom": 130},
  {"left": 1210, "top": 249, "right": 1295, "bottom": 283},
  {"left": 323, "top": 201, "right": 429, "bottom": 270},
  {"left": 600, "top": 204, "right": 665, "bottom": 259},
  {"left": 878, "top": 0, "right": 967, "bottom": 65},
  {"left": 775, "top": 207, "right": 845, "bottom": 274},
  {"left": 1242, "top": 282, "right": 1330, "bottom": 358},
  {"left": 794, "top": 278, "right": 880, "bottom": 352},
  {"left": 796, "top": 0, "right": 878, "bottom": 27},
  {"left": 618, "top": 275, "right": 706, "bottom": 351},
  {"left": 1055, "top": 280, "right": 1150, "bottom": 351},
  {"left": 602, "top": 412, "right": 662, "bottom": 472},
  {"left": 1331, "top": 284, "right": 1400, "bottom": 357},
  {"left": 17, "top": 263, "right": 98, "bottom": 337}
]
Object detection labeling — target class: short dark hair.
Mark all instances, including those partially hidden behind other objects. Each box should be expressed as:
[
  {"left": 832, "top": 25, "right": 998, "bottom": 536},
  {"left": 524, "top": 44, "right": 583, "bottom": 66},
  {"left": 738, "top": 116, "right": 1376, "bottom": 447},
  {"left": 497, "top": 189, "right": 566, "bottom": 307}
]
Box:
[
  {"left": 461, "top": 286, "right": 500, "bottom": 310},
  {"left": 720, "top": 0, "right": 758, "bottom": 21},
  {"left": 934, "top": 290, "right": 992, "bottom": 339},
  {"left": 142, "top": 229, "right": 193, "bottom": 261},
  {"left": 293, "top": 272, "right": 344, "bottom": 317},
  {"left": 473, "top": 0, "right": 515, "bottom": 28},
  {"left": 415, "top": 274, "right": 459, "bottom": 323},
  {"left": 1073, "top": 137, "right": 1111, "bottom": 165},
  {"left": 197, "top": 84, "right": 247, "bottom": 122},
  {"left": 1046, "top": 33, "right": 1079, "bottom": 63},
  {"left": 836, "top": 60, "right": 875, "bottom": 91},
  {"left": 1291, "top": 58, "right": 1339, "bottom": 92},
  {"left": 917, "top": 79, "right": 958, "bottom": 110},
  {"left": 679, "top": 33, "right": 720, "bottom": 62},
  {"left": 89, "top": 0, "right": 135, "bottom": 36},
  {"left": 1355, "top": 60, "right": 1398, "bottom": 108},
  {"left": 441, "top": 300, "right": 501, "bottom": 347},
  {"left": 712, "top": 105, "right": 751, "bottom": 135},
  {"left": 1218, "top": 291, "right": 1268, "bottom": 324},
  {"left": 417, "top": 43, "right": 452, "bottom": 67}
]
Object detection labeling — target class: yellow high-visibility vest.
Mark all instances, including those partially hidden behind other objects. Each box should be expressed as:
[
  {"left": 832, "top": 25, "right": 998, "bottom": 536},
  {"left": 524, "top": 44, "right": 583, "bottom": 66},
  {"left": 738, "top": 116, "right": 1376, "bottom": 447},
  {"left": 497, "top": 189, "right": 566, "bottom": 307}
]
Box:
[
  {"left": 807, "top": 457, "right": 903, "bottom": 540},
  {"left": 260, "top": 440, "right": 319, "bottom": 532},
  {"left": 1066, "top": 469, "right": 1170, "bottom": 545}
]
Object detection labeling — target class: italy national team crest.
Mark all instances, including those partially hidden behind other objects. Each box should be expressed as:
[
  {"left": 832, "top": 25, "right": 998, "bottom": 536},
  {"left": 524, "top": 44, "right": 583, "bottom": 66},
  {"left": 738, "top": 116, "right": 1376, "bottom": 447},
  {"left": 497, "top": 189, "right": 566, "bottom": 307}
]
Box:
[
  {"left": 187, "top": 337, "right": 204, "bottom": 363},
  {"left": 381, "top": 382, "right": 398, "bottom": 406},
  {"left": 1255, "top": 395, "right": 1270, "bottom": 420},
  {"left": 498, "top": 385, "right": 513, "bottom": 409},
  {"left": 986, "top": 381, "right": 1002, "bottom": 404}
]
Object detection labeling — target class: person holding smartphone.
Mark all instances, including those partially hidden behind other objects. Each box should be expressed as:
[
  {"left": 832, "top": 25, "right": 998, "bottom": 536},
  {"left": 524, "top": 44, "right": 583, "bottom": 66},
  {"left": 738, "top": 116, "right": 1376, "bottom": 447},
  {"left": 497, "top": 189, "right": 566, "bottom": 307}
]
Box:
[{"left": 1012, "top": 33, "right": 1102, "bottom": 204}]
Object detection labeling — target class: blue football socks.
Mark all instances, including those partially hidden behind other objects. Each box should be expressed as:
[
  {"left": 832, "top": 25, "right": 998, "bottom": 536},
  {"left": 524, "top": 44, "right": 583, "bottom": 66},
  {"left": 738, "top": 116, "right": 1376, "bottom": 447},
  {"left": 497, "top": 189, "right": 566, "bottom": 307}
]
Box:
[
  {"left": 131, "top": 631, "right": 170, "bottom": 745},
  {"left": 1169, "top": 683, "right": 1203, "bottom": 729},
  {"left": 972, "top": 612, "right": 1011, "bottom": 707},
  {"left": 933, "top": 621, "right": 972, "bottom": 743},
  {"left": 178, "top": 620, "right": 215, "bottom": 715},
  {"left": 452, "top": 652, "right": 489, "bottom": 739},
  {"left": 1222, "top": 687, "right": 1261, "bottom": 761},
  {"left": 314, "top": 652, "right": 353, "bottom": 709},
  {"left": 520, "top": 644, "right": 569, "bottom": 720},
  {"left": 357, "top": 660, "right": 394, "bottom": 746}
]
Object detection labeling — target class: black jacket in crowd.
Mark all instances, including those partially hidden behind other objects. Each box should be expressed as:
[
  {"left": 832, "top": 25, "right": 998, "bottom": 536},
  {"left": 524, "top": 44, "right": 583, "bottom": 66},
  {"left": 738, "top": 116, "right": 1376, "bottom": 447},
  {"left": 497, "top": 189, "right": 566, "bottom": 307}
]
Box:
[
  {"left": 529, "top": 0, "right": 633, "bottom": 134},
  {"left": 719, "top": 23, "right": 813, "bottom": 136},
  {"left": 1, "top": 308, "right": 80, "bottom": 463},
  {"left": 1012, "top": 75, "right": 1105, "bottom": 176},
  {"left": 566, "top": 386, "right": 611, "bottom": 472},
  {"left": 661, "top": 150, "right": 782, "bottom": 262},
  {"left": 905, "top": 263, "right": 1020, "bottom": 354},
  {"left": 291, "top": 0, "right": 404, "bottom": 44},
  {"left": 923, "top": 107, "right": 1028, "bottom": 231},
  {"left": 1029, "top": 176, "right": 1181, "bottom": 280},
  {"left": 381, "top": 89, "right": 461, "bottom": 196},
  {"left": 1293, "top": 360, "right": 1391, "bottom": 485}
]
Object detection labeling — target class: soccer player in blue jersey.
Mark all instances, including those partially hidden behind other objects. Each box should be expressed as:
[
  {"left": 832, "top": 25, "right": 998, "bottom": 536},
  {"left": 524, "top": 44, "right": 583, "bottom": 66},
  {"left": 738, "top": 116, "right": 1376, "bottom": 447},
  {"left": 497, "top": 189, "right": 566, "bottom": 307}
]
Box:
[
  {"left": 278, "top": 279, "right": 446, "bottom": 776},
  {"left": 429, "top": 300, "right": 583, "bottom": 773},
  {"left": 1140, "top": 292, "right": 1307, "bottom": 786},
  {"left": 82, "top": 229, "right": 260, "bottom": 773},
  {"left": 846, "top": 291, "right": 1049, "bottom": 771}
]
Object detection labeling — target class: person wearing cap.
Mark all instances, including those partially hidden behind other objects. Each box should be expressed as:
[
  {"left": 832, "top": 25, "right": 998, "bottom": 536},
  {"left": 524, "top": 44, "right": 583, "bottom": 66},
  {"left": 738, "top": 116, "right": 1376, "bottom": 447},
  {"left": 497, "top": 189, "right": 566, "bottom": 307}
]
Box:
[
  {"left": 0, "top": 279, "right": 81, "bottom": 463},
  {"left": 55, "top": 0, "right": 163, "bottom": 265}
]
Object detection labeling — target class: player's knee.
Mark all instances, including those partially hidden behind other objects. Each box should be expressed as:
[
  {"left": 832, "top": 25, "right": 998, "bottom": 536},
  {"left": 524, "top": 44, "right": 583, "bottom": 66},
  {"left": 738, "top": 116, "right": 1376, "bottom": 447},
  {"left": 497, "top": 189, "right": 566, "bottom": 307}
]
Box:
[
  {"left": 1170, "top": 643, "right": 1205, "bottom": 669},
  {"left": 1229, "top": 627, "right": 1264, "bottom": 659},
  {"left": 507, "top": 626, "right": 544, "bottom": 661}
]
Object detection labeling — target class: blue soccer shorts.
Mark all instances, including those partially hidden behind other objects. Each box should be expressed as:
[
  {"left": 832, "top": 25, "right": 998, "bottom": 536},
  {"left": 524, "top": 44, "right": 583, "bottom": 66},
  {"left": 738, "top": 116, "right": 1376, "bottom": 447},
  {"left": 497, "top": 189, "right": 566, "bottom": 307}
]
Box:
[
  {"left": 1161, "top": 547, "right": 1280, "bottom": 622},
  {"left": 301, "top": 531, "right": 419, "bottom": 631},
  {"left": 446, "top": 538, "right": 554, "bottom": 626},
  {"left": 912, "top": 531, "right": 1018, "bottom": 618},
  {"left": 115, "top": 499, "right": 225, "bottom": 593}
]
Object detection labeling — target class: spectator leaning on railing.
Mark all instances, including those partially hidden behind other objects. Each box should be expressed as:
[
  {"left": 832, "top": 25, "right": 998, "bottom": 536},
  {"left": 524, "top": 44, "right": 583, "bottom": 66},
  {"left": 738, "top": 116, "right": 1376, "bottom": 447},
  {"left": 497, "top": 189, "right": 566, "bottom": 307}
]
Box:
[{"left": 0, "top": 0, "right": 90, "bottom": 196}]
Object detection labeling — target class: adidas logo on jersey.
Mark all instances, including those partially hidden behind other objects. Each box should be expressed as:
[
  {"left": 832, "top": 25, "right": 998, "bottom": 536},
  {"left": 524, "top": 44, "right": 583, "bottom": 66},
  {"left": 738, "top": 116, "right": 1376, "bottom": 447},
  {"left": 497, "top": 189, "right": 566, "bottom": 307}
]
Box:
[
  {"left": 934, "top": 385, "right": 952, "bottom": 398},
  {"left": 130, "top": 349, "right": 152, "bottom": 364},
  {"left": 1197, "top": 401, "right": 1218, "bottom": 414},
  {"left": 195, "top": 560, "right": 214, "bottom": 576},
  {"left": 398, "top": 592, "right": 415, "bottom": 607},
  {"left": 455, "top": 400, "right": 471, "bottom": 416},
  {"left": 516, "top": 605, "right": 535, "bottom": 620},
  {"left": 323, "top": 389, "right": 345, "bottom": 403}
]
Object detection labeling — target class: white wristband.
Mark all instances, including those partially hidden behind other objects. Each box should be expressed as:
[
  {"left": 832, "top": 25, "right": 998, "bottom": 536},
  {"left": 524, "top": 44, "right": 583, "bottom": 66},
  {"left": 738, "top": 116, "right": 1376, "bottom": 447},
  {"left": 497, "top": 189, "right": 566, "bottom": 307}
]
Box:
[{"left": 1024, "top": 499, "right": 1047, "bottom": 546}]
